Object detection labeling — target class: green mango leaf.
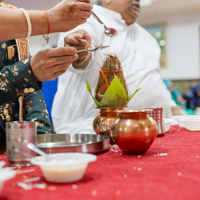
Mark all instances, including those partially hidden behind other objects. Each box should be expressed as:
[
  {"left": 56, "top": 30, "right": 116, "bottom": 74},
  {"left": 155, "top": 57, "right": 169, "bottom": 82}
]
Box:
[
  {"left": 123, "top": 88, "right": 141, "bottom": 106},
  {"left": 86, "top": 81, "right": 104, "bottom": 107},
  {"left": 100, "top": 75, "right": 127, "bottom": 107}
]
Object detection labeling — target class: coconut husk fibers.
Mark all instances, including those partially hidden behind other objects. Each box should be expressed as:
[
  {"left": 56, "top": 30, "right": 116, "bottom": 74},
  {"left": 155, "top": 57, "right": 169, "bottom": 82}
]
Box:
[{"left": 95, "top": 53, "right": 128, "bottom": 102}]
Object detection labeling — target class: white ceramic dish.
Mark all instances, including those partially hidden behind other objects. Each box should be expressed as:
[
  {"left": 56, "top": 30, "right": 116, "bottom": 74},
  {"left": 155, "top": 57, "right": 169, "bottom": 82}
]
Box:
[
  {"left": 172, "top": 115, "right": 200, "bottom": 128},
  {"left": 163, "top": 118, "right": 175, "bottom": 132},
  {"left": 179, "top": 118, "right": 200, "bottom": 131},
  {"left": 31, "top": 153, "right": 97, "bottom": 183},
  {"left": 0, "top": 162, "right": 16, "bottom": 195}
]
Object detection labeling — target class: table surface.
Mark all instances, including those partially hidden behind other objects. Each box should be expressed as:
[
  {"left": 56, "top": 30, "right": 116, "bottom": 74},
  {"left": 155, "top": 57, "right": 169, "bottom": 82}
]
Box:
[{"left": 1, "top": 125, "right": 200, "bottom": 200}]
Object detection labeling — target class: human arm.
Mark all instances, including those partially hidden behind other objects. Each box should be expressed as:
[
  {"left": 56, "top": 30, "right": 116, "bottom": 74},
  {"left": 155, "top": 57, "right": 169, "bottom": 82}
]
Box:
[
  {"left": 177, "top": 96, "right": 186, "bottom": 105},
  {"left": 171, "top": 106, "right": 182, "bottom": 116},
  {"left": 30, "top": 47, "right": 78, "bottom": 82},
  {"left": 0, "top": 43, "right": 78, "bottom": 105},
  {"left": 0, "top": 0, "right": 92, "bottom": 42},
  {"left": 169, "top": 95, "right": 183, "bottom": 116},
  {"left": 160, "top": 80, "right": 182, "bottom": 116},
  {"left": 173, "top": 85, "right": 186, "bottom": 105},
  {"left": 23, "top": 90, "right": 55, "bottom": 134}
]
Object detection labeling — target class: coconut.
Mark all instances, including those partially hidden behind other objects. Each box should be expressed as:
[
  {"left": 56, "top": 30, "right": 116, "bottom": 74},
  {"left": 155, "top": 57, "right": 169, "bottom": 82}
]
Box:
[{"left": 95, "top": 53, "right": 128, "bottom": 102}]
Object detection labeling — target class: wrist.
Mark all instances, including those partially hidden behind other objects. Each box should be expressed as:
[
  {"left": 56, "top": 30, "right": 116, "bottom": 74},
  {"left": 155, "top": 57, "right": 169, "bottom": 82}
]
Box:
[
  {"left": 43, "top": 10, "right": 50, "bottom": 34},
  {"left": 73, "top": 53, "right": 92, "bottom": 69},
  {"left": 28, "top": 10, "right": 48, "bottom": 36},
  {"left": 45, "top": 9, "right": 57, "bottom": 33},
  {"left": 30, "top": 56, "right": 40, "bottom": 82},
  {"left": 19, "top": 8, "right": 32, "bottom": 38},
  {"left": 75, "top": 52, "right": 91, "bottom": 64}
]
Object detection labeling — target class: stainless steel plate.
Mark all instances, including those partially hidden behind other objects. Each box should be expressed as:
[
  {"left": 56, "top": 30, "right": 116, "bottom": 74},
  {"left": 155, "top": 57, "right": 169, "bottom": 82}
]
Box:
[{"left": 36, "top": 134, "right": 110, "bottom": 154}]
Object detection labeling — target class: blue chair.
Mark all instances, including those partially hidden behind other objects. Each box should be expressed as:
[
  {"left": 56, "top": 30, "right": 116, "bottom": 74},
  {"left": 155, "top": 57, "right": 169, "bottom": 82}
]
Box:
[{"left": 41, "top": 78, "right": 58, "bottom": 124}]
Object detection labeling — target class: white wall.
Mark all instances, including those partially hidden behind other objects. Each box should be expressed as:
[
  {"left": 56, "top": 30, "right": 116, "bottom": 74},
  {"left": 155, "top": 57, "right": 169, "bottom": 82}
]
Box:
[
  {"left": 139, "top": 11, "right": 200, "bottom": 80},
  {"left": 29, "top": 33, "right": 59, "bottom": 55}
]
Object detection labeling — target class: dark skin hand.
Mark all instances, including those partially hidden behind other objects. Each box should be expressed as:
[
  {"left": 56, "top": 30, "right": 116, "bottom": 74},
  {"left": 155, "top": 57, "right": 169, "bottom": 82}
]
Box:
[
  {"left": 31, "top": 47, "right": 78, "bottom": 81},
  {"left": 64, "top": 29, "right": 92, "bottom": 69}
]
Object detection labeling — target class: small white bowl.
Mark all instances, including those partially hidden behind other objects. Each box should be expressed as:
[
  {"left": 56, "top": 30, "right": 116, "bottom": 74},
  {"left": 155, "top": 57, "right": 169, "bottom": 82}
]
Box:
[
  {"left": 31, "top": 153, "right": 97, "bottom": 183},
  {"left": 173, "top": 115, "right": 200, "bottom": 128},
  {"left": 179, "top": 118, "right": 200, "bottom": 131},
  {"left": 164, "top": 118, "right": 174, "bottom": 132},
  {"left": 0, "top": 162, "right": 16, "bottom": 195}
]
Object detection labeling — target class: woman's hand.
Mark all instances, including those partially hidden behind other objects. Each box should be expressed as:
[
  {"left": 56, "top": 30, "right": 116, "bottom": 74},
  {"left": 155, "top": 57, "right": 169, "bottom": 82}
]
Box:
[
  {"left": 64, "top": 29, "right": 92, "bottom": 68},
  {"left": 47, "top": 0, "right": 92, "bottom": 33},
  {"left": 0, "top": 0, "right": 92, "bottom": 41},
  {"left": 30, "top": 47, "right": 78, "bottom": 82}
]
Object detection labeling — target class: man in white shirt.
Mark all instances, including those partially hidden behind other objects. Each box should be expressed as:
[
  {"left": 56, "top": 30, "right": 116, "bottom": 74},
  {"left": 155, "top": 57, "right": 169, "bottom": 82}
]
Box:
[{"left": 52, "top": 0, "right": 176, "bottom": 134}]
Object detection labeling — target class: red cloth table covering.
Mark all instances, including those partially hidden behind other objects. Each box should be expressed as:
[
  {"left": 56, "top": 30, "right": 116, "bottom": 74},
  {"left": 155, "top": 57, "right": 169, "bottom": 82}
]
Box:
[{"left": 1, "top": 125, "right": 200, "bottom": 200}]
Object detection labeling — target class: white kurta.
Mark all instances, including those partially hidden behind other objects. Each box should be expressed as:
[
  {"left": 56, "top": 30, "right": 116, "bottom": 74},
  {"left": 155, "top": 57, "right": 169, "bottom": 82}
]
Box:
[{"left": 52, "top": 5, "right": 173, "bottom": 134}]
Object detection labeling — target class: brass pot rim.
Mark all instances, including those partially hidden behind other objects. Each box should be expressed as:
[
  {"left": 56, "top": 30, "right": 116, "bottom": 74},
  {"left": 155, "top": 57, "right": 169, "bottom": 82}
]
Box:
[
  {"left": 115, "top": 109, "right": 149, "bottom": 113},
  {"left": 95, "top": 106, "right": 127, "bottom": 110}
]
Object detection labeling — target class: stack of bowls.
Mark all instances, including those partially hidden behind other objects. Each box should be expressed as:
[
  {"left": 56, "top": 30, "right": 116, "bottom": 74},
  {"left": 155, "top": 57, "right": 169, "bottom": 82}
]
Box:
[
  {"left": 147, "top": 107, "right": 165, "bottom": 136},
  {"left": 173, "top": 115, "right": 200, "bottom": 131}
]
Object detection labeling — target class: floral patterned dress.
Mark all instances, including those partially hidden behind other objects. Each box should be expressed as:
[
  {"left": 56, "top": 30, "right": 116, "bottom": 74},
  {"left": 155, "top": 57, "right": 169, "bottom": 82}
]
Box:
[{"left": 0, "top": 3, "right": 55, "bottom": 153}]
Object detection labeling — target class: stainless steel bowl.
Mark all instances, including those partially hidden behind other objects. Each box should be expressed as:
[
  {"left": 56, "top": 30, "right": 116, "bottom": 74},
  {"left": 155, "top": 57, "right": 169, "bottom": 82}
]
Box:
[{"left": 36, "top": 134, "right": 110, "bottom": 154}]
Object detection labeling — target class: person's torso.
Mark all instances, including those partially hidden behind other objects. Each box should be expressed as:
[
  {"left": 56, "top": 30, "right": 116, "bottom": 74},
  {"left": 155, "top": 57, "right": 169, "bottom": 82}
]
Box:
[{"left": 52, "top": 6, "right": 170, "bottom": 132}]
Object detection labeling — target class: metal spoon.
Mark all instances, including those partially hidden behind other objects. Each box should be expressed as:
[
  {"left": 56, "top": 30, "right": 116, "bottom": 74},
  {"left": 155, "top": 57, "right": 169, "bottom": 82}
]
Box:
[
  {"left": 27, "top": 143, "right": 57, "bottom": 163},
  {"left": 76, "top": 38, "right": 110, "bottom": 51},
  {"left": 92, "top": 11, "right": 117, "bottom": 37},
  {"left": 77, "top": 43, "right": 103, "bottom": 53}
]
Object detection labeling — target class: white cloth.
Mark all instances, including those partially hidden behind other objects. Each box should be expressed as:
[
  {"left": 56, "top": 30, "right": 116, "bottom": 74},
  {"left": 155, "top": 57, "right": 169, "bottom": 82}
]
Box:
[{"left": 52, "top": 5, "right": 173, "bottom": 134}]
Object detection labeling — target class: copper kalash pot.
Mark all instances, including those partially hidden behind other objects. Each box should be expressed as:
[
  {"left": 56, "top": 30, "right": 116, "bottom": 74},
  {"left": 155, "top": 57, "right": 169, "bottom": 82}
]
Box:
[
  {"left": 110, "top": 109, "right": 158, "bottom": 155},
  {"left": 93, "top": 107, "right": 125, "bottom": 144}
]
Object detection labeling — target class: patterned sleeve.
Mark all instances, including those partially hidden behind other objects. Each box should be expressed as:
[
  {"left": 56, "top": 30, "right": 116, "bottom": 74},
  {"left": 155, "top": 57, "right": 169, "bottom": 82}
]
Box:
[
  {"left": 23, "top": 90, "right": 55, "bottom": 135},
  {"left": 0, "top": 57, "right": 41, "bottom": 105}
]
